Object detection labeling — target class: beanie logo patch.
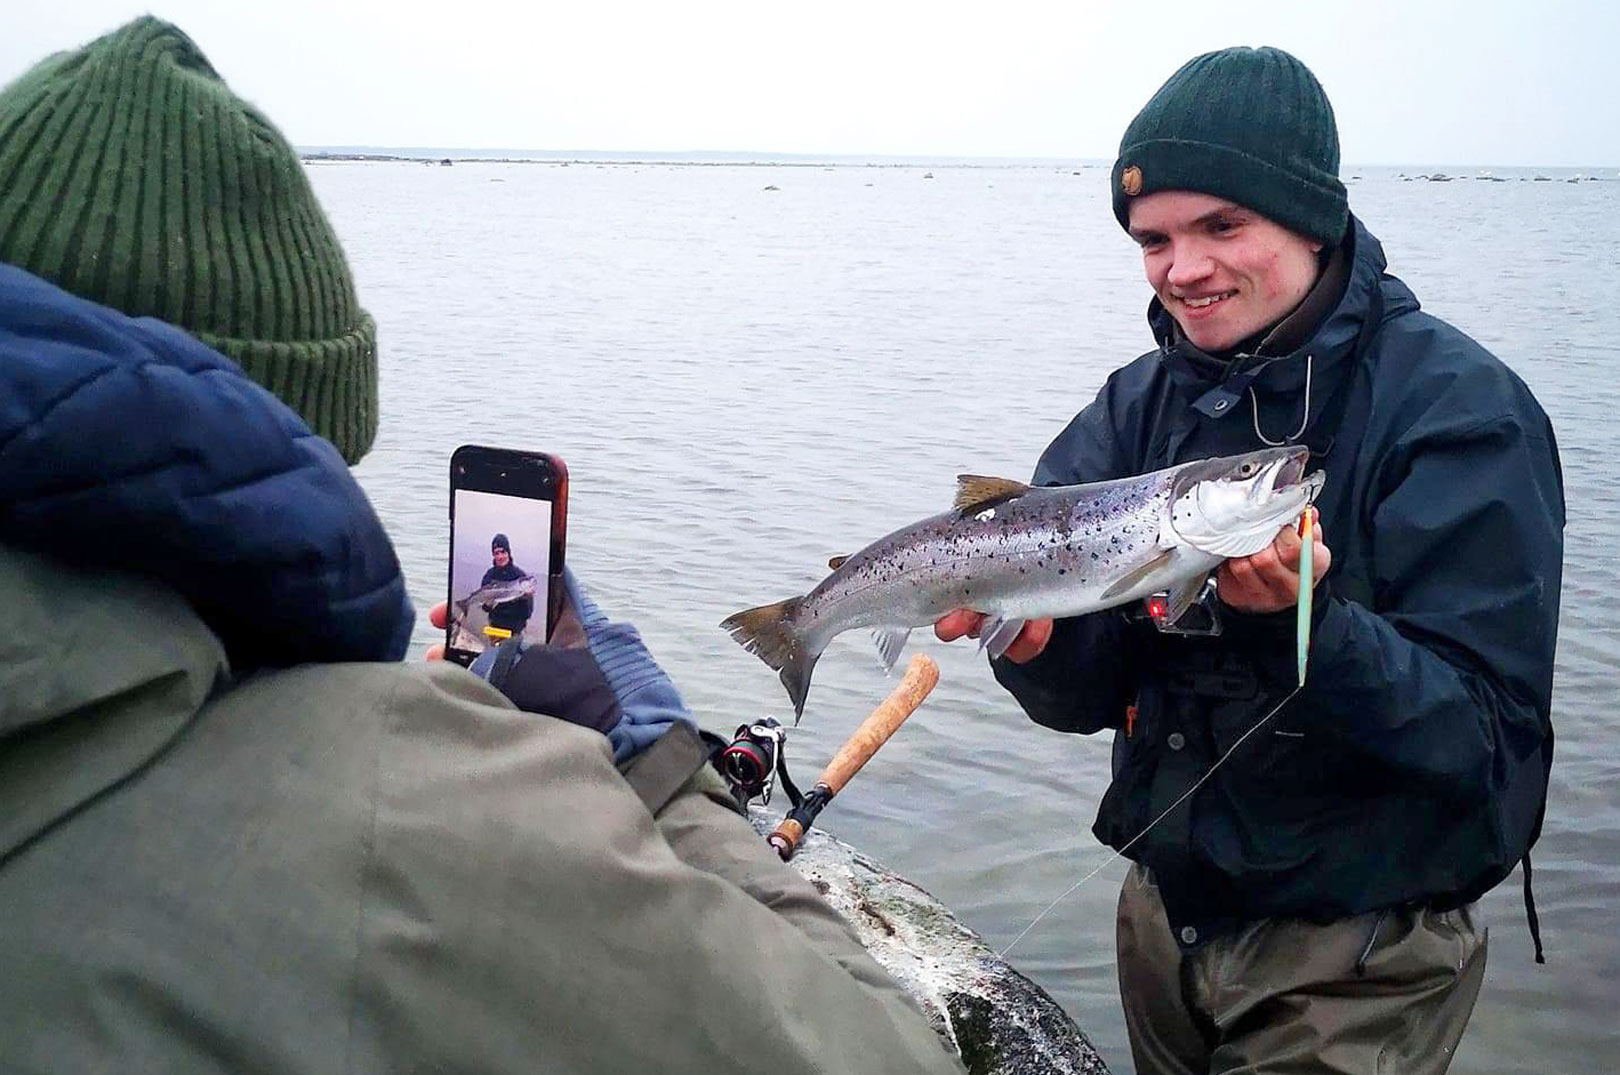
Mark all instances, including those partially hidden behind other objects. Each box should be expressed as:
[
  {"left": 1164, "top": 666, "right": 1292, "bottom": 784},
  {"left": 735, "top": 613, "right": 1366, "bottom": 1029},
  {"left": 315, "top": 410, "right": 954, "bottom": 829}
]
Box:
[{"left": 1121, "top": 165, "right": 1144, "bottom": 197}]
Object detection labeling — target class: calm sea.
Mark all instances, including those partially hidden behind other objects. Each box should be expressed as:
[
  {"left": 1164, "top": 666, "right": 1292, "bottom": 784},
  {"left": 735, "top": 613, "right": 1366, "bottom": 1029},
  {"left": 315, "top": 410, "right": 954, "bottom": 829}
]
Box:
[{"left": 315, "top": 157, "right": 1619, "bottom": 1074}]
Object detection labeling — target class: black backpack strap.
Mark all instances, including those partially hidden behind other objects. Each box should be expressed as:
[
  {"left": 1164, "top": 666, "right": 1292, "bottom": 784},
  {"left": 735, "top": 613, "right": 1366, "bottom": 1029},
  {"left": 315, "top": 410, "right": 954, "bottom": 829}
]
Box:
[
  {"left": 1523, "top": 853, "right": 1546, "bottom": 964},
  {"left": 617, "top": 723, "right": 717, "bottom": 815}
]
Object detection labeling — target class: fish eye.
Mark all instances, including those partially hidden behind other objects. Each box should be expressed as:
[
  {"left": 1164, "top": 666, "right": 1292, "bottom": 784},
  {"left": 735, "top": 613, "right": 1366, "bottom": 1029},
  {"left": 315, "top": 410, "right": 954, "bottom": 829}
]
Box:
[{"left": 1236, "top": 462, "right": 1257, "bottom": 478}]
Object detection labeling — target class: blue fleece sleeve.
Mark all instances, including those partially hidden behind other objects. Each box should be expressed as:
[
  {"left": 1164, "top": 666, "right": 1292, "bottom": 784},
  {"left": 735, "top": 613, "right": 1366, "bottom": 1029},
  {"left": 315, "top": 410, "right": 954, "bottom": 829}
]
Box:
[{"left": 564, "top": 570, "right": 696, "bottom": 764}]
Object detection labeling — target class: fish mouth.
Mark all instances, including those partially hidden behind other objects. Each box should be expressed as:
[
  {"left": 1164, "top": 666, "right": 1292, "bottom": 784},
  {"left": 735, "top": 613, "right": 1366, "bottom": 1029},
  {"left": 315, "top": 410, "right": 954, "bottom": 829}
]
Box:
[
  {"left": 1277, "top": 448, "right": 1308, "bottom": 488},
  {"left": 1269, "top": 448, "right": 1323, "bottom": 503}
]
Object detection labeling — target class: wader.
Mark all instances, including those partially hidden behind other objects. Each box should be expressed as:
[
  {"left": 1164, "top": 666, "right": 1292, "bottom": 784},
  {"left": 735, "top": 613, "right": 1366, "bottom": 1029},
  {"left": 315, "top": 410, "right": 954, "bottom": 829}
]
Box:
[{"left": 1116, "top": 864, "right": 1486, "bottom": 1074}]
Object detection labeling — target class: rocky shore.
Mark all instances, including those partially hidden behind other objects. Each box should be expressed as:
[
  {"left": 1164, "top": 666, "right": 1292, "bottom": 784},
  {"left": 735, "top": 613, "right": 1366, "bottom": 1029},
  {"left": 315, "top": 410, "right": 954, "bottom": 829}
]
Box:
[{"left": 750, "top": 809, "right": 1110, "bottom": 1075}]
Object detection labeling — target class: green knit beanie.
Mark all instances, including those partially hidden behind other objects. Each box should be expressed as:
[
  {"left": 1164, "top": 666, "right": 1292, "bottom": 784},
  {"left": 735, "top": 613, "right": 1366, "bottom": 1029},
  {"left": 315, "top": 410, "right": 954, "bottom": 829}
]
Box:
[
  {"left": 1111, "top": 46, "right": 1349, "bottom": 246},
  {"left": 0, "top": 17, "right": 378, "bottom": 463}
]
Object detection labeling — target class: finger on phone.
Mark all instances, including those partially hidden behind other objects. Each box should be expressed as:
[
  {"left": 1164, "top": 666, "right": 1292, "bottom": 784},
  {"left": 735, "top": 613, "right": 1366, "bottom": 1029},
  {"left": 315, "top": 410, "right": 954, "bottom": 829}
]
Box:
[
  {"left": 429, "top": 601, "right": 448, "bottom": 630},
  {"left": 424, "top": 642, "right": 445, "bottom": 662}
]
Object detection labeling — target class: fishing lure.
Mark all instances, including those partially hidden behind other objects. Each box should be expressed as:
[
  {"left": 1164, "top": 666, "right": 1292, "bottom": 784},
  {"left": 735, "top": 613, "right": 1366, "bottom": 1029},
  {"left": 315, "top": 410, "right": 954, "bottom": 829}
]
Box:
[{"left": 1297, "top": 508, "right": 1314, "bottom": 685}]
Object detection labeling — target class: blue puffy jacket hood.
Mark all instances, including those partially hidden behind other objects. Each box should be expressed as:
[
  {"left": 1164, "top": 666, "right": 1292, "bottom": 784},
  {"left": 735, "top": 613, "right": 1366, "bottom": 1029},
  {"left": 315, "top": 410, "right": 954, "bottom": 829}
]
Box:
[{"left": 0, "top": 263, "right": 413, "bottom": 670}]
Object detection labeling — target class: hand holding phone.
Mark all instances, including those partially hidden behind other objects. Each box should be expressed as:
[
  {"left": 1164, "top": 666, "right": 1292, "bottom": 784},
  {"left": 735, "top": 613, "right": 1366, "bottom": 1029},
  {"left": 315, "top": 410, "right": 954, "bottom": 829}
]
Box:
[
  {"left": 445, "top": 445, "right": 568, "bottom": 667},
  {"left": 429, "top": 564, "right": 695, "bottom": 764}
]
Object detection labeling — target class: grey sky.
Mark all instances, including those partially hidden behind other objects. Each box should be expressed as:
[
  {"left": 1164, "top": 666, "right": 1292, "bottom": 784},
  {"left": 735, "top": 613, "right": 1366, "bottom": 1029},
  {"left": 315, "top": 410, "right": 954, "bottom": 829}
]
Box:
[{"left": 5, "top": 0, "right": 1615, "bottom": 166}]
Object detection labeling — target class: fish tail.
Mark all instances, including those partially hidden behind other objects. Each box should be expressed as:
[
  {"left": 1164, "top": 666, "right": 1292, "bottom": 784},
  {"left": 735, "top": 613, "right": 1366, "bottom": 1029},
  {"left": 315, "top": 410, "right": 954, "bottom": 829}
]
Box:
[{"left": 720, "top": 597, "right": 820, "bottom": 720}]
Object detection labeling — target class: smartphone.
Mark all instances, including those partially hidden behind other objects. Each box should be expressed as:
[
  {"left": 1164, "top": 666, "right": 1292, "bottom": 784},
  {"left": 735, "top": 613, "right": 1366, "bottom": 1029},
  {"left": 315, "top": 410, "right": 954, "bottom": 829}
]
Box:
[{"left": 445, "top": 445, "right": 569, "bottom": 667}]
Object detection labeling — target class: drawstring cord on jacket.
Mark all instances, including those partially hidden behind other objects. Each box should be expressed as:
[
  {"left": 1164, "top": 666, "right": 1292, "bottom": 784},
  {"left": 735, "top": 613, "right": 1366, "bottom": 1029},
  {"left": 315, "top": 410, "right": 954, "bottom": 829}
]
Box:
[{"left": 1251, "top": 352, "right": 1314, "bottom": 446}]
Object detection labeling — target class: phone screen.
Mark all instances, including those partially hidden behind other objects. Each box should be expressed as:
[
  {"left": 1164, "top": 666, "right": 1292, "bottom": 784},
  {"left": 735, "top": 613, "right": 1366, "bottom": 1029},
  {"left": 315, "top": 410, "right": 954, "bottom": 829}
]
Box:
[{"left": 446, "top": 447, "right": 567, "bottom": 666}]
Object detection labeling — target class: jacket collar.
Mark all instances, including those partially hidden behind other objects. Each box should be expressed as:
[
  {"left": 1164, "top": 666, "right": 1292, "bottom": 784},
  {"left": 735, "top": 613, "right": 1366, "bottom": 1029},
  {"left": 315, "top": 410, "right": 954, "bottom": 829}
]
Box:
[{"left": 1149, "top": 216, "right": 1418, "bottom": 425}]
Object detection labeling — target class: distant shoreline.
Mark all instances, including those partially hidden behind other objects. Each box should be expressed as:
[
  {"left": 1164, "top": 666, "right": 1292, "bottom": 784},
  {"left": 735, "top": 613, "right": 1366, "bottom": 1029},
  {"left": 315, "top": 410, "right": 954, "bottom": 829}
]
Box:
[
  {"left": 297, "top": 151, "right": 1091, "bottom": 170},
  {"left": 298, "top": 152, "right": 1616, "bottom": 181}
]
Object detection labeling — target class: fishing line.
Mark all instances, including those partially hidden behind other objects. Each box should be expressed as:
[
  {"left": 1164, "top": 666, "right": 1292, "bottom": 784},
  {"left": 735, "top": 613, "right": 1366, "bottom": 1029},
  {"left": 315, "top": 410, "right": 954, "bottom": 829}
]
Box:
[{"left": 998, "top": 682, "right": 1303, "bottom": 959}]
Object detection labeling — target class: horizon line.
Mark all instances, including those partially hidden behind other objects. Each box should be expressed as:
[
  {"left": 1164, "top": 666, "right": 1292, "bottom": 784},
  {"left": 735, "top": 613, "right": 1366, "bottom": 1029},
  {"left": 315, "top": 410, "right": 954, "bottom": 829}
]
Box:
[{"left": 297, "top": 145, "right": 1620, "bottom": 172}]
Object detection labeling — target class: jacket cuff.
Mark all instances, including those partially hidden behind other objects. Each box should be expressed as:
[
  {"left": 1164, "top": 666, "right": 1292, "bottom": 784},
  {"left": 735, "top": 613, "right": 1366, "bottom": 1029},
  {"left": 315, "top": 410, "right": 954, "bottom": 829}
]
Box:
[
  {"left": 989, "top": 617, "right": 1116, "bottom": 733},
  {"left": 562, "top": 568, "right": 696, "bottom": 763}
]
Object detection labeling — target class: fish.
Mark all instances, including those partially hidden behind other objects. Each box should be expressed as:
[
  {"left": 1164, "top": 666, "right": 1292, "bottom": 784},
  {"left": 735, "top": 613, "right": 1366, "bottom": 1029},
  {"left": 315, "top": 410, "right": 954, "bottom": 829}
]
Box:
[
  {"left": 452, "top": 574, "right": 537, "bottom": 621},
  {"left": 722, "top": 446, "right": 1325, "bottom": 718}
]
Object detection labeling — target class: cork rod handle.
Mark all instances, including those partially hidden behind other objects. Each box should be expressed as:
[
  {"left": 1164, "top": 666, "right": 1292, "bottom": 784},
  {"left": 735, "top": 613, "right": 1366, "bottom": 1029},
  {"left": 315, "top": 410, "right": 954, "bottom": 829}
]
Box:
[{"left": 817, "top": 653, "right": 939, "bottom": 794}]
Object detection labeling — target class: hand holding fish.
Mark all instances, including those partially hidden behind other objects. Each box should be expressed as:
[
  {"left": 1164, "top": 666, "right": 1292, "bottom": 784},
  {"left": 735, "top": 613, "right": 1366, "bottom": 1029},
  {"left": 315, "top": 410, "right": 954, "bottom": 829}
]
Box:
[
  {"left": 933, "top": 611, "right": 1054, "bottom": 664},
  {"left": 1218, "top": 506, "right": 1329, "bottom": 614},
  {"left": 934, "top": 509, "right": 1328, "bottom": 658}
]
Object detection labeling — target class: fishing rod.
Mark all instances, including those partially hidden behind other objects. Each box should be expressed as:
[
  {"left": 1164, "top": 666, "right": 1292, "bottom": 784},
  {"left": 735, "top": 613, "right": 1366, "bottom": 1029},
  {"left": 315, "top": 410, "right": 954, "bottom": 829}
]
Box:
[
  {"left": 720, "top": 654, "right": 940, "bottom": 861},
  {"left": 1001, "top": 508, "right": 1318, "bottom": 958}
]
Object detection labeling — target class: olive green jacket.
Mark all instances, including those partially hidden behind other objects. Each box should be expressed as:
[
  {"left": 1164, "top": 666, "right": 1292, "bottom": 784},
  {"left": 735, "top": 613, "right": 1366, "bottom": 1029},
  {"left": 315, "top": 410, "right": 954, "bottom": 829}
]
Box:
[{"left": 0, "top": 547, "right": 961, "bottom": 1074}]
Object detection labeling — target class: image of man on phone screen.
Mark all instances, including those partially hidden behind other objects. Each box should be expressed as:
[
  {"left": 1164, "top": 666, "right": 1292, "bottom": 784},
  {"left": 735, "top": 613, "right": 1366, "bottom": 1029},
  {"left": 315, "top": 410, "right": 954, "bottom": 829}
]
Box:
[{"left": 481, "top": 533, "right": 533, "bottom": 636}]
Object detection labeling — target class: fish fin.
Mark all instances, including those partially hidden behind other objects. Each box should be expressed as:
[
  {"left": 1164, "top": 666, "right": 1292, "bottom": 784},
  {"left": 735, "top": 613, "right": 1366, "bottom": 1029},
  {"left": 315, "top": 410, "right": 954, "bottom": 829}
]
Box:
[
  {"left": 872, "top": 627, "right": 912, "bottom": 672},
  {"left": 1181, "top": 529, "right": 1283, "bottom": 558},
  {"left": 1163, "top": 572, "right": 1212, "bottom": 625},
  {"left": 953, "top": 475, "right": 1031, "bottom": 513},
  {"left": 979, "top": 616, "right": 1027, "bottom": 661},
  {"left": 720, "top": 597, "right": 820, "bottom": 721},
  {"left": 828, "top": 554, "right": 850, "bottom": 570},
  {"left": 1100, "top": 548, "right": 1175, "bottom": 601}
]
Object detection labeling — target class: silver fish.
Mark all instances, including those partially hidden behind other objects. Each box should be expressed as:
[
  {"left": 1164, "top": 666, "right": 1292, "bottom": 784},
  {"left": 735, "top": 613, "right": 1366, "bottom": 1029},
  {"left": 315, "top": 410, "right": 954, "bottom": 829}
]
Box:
[
  {"left": 722, "top": 446, "right": 1324, "bottom": 718},
  {"left": 453, "top": 574, "right": 537, "bottom": 620}
]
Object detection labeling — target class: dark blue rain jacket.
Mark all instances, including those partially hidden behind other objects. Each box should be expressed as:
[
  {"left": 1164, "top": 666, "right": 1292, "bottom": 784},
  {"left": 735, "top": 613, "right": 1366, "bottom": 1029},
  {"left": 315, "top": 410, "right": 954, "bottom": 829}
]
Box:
[
  {"left": 994, "top": 219, "right": 1563, "bottom": 952},
  {"left": 0, "top": 263, "right": 413, "bottom": 671}
]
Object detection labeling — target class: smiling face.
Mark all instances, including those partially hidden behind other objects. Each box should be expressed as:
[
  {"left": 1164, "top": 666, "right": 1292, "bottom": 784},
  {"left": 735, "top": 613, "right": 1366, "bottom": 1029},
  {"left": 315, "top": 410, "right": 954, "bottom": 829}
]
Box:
[
  {"left": 492, "top": 546, "right": 511, "bottom": 568},
  {"left": 1128, "top": 191, "right": 1324, "bottom": 353}
]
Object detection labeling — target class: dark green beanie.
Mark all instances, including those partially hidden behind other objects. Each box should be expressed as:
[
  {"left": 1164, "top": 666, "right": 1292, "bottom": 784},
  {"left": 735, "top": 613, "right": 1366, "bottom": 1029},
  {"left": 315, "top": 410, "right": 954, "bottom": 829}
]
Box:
[
  {"left": 1111, "top": 46, "right": 1349, "bottom": 246},
  {"left": 0, "top": 17, "right": 378, "bottom": 463}
]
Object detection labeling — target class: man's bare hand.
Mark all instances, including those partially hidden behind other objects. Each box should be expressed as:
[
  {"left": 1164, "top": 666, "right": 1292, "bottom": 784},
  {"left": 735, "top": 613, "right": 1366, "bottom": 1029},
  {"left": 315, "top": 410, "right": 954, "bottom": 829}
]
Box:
[
  {"left": 1217, "top": 507, "right": 1331, "bottom": 614},
  {"left": 933, "top": 609, "right": 1054, "bottom": 663},
  {"left": 424, "top": 601, "right": 448, "bottom": 660}
]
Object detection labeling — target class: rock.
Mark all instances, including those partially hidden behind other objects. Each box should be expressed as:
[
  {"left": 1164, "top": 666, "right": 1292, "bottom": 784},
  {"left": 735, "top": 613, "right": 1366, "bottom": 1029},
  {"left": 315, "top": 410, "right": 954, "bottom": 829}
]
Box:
[{"left": 751, "top": 808, "right": 1111, "bottom": 1074}]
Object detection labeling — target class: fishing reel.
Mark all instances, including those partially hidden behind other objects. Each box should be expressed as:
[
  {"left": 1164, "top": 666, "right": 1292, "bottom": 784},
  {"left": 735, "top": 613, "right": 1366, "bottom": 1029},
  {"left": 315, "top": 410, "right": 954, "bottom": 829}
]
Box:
[
  {"left": 1129, "top": 578, "right": 1225, "bottom": 637},
  {"left": 718, "top": 718, "right": 803, "bottom": 810}
]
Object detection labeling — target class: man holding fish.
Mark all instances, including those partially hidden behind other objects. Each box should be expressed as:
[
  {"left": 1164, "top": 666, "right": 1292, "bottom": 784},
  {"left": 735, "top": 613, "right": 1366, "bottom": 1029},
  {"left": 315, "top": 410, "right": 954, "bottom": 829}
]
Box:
[
  {"left": 945, "top": 46, "right": 1563, "bottom": 1075},
  {"left": 727, "top": 43, "right": 1563, "bottom": 1075},
  {"left": 478, "top": 532, "right": 536, "bottom": 636}
]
